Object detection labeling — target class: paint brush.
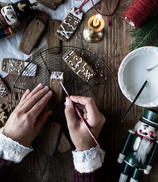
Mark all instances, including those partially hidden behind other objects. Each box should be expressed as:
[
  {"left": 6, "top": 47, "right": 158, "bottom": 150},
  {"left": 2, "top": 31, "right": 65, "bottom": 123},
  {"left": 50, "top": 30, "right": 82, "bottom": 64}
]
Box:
[
  {"left": 121, "top": 80, "right": 148, "bottom": 122},
  {"left": 60, "top": 82, "right": 100, "bottom": 148}
]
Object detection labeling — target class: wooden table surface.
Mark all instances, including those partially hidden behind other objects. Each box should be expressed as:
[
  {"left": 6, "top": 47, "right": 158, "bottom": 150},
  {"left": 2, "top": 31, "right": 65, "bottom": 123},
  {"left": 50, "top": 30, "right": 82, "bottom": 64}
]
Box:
[{"left": 1, "top": 0, "right": 158, "bottom": 181}]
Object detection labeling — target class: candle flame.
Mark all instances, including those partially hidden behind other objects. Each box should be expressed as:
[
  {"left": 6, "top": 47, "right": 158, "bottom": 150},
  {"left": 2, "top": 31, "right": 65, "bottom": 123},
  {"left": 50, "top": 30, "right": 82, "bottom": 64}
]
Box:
[{"left": 94, "top": 14, "right": 102, "bottom": 23}]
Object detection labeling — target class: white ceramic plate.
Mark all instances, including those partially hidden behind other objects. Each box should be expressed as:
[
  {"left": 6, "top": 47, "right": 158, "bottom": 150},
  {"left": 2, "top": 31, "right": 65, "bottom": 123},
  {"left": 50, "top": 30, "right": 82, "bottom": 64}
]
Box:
[{"left": 118, "top": 46, "right": 158, "bottom": 107}]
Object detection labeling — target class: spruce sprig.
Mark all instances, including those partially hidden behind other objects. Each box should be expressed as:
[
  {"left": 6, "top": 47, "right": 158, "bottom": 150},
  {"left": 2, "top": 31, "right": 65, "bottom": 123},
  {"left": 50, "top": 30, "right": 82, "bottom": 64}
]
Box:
[{"left": 129, "top": 18, "right": 158, "bottom": 51}]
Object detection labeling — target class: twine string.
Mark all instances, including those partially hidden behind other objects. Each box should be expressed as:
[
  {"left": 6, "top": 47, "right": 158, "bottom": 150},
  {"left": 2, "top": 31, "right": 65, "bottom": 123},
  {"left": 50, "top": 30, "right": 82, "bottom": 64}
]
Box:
[
  {"left": 123, "top": 0, "right": 158, "bottom": 28},
  {"left": 76, "top": 0, "right": 120, "bottom": 26}
]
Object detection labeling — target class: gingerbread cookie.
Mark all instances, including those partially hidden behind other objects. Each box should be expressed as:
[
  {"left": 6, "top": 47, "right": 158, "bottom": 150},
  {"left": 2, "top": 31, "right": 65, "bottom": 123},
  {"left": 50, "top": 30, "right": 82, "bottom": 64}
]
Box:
[
  {"left": 46, "top": 19, "right": 61, "bottom": 54},
  {"left": 50, "top": 71, "right": 64, "bottom": 103},
  {"left": 26, "top": 10, "right": 49, "bottom": 48},
  {"left": 41, "top": 121, "right": 61, "bottom": 156},
  {"left": 57, "top": 131, "right": 71, "bottom": 153},
  {"left": 2, "top": 59, "right": 37, "bottom": 76},
  {"left": 62, "top": 50, "right": 96, "bottom": 82},
  {"left": 19, "top": 18, "right": 45, "bottom": 55},
  {"left": 0, "top": 104, "right": 7, "bottom": 126},
  {"left": 37, "top": 0, "right": 62, "bottom": 10},
  {"left": 55, "top": 7, "right": 83, "bottom": 41},
  {"left": 0, "top": 76, "right": 10, "bottom": 97}
]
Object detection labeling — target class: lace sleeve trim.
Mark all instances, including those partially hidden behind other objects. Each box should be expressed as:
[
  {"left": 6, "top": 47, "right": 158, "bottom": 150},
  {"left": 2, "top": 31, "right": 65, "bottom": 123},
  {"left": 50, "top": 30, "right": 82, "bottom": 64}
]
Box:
[
  {"left": 0, "top": 127, "right": 33, "bottom": 163},
  {"left": 72, "top": 146, "right": 105, "bottom": 173}
]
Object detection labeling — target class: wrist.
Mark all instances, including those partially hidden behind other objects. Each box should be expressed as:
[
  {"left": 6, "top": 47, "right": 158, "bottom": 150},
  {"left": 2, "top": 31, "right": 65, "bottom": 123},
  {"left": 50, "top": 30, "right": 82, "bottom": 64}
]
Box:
[
  {"left": 72, "top": 146, "right": 105, "bottom": 173},
  {"left": 0, "top": 127, "right": 33, "bottom": 163}
]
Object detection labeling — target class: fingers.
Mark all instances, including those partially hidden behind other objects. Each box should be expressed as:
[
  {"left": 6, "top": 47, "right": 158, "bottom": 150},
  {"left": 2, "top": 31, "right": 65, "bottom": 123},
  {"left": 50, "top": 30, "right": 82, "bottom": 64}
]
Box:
[
  {"left": 35, "top": 110, "right": 52, "bottom": 135},
  {"left": 64, "top": 97, "right": 80, "bottom": 129},
  {"left": 16, "top": 83, "right": 44, "bottom": 109},
  {"left": 26, "top": 83, "right": 44, "bottom": 101},
  {"left": 21, "top": 86, "right": 51, "bottom": 113},
  {"left": 28, "top": 90, "right": 52, "bottom": 119},
  {"left": 15, "top": 89, "right": 30, "bottom": 110},
  {"left": 70, "top": 96, "right": 98, "bottom": 114}
]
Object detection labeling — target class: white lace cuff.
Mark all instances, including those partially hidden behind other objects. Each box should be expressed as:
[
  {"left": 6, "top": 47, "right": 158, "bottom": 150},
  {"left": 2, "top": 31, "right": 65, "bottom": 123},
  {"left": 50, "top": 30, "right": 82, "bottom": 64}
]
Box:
[
  {"left": 0, "top": 127, "right": 33, "bottom": 164},
  {"left": 72, "top": 146, "right": 105, "bottom": 173}
]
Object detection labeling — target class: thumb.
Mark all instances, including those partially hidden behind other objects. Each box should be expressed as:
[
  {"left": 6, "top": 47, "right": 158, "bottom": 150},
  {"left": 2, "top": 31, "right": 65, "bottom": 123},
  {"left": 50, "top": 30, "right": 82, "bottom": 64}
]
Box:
[
  {"left": 35, "top": 110, "right": 52, "bottom": 133},
  {"left": 64, "top": 97, "right": 79, "bottom": 128}
]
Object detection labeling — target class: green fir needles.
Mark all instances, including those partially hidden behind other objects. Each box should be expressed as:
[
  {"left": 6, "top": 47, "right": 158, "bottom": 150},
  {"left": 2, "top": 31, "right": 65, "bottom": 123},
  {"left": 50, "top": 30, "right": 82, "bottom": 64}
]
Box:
[{"left": 129, "top": 18, "right": 158, "bottom": 51}]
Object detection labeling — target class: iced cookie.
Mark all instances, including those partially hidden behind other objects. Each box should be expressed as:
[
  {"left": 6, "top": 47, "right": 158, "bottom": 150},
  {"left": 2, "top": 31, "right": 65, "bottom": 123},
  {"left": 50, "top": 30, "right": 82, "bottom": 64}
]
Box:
[
  {"left": 50, "top": 71, "right": 64, "bottom": 103},
  {"left": 2, "top": 59, "right": 37, "bottom": 76},
  {"left": 0, "top": 76, "right": 10, "bottom": 97},
  {"left": 62, "top": 50, "right": 96, "bottom": 82},
  {"left": 55, "top": 7, "right": 83, "bottom": 41}
]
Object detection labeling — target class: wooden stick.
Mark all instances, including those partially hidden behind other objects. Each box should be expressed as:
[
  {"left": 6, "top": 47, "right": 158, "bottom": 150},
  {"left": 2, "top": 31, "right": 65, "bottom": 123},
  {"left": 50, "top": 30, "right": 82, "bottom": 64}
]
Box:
[{"left": 121, "top": 80, "right": 148, "bottom": 122}]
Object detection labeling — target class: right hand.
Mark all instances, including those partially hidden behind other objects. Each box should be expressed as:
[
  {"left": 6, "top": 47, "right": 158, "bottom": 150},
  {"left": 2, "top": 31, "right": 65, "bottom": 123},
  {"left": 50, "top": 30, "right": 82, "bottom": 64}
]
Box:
[{"left": 64, "top": 96, "right": 105, "bottom": 151}]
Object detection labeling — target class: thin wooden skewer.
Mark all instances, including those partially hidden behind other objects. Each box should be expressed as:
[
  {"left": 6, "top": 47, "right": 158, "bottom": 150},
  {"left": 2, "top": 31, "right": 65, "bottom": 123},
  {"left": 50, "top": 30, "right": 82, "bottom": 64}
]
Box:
[
  {"left": 121, "top": 80, "right": 148, "bottom": 122},
  {"left": 60, "top": 82, "right": 100, "bottom": 148}
]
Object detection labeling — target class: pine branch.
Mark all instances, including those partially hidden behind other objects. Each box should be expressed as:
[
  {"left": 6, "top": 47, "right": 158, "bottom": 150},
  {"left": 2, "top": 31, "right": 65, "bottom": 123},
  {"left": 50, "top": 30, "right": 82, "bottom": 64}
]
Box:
[{"left": 129, "top": 18, "right": 158, "bottom": 51}]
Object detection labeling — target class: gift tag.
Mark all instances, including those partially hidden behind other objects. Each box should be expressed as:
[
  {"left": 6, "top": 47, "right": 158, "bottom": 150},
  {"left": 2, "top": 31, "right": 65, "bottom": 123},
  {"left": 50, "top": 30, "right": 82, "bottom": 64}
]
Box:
[{"left": 55, "top": 7, "right": 83, "bottom": 41}]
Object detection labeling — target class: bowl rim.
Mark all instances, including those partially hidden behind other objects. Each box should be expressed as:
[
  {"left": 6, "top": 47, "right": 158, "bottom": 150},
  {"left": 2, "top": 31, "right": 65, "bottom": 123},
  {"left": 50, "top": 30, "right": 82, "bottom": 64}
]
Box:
[{"left": 118, "top": 46, "right": 158, "bottom": 107}]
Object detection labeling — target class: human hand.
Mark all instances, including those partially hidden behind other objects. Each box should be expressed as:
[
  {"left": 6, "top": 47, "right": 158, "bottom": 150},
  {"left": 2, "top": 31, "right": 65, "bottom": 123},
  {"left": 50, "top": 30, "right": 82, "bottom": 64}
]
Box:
[
  {"left": 2, "top": 83, "right": 52, "bottom": 147},
  {"left": 64, "top": 96, "right": 105, "bottom": 151}
]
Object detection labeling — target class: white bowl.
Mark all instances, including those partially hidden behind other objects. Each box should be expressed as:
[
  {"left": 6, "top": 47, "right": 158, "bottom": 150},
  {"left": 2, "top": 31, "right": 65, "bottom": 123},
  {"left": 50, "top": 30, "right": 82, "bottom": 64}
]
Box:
[{"left": 118, "top": 46, "right": 158, "bottom": 107}]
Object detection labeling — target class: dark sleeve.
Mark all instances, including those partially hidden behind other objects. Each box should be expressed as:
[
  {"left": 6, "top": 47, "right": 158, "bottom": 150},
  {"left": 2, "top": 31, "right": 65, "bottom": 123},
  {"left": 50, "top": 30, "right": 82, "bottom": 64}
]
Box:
[
  {"left": 0, "top": 158, "right": 17, "bottom": 180},
  {"left": 73, "top": 164, "right": 105, "bottom": 182}
]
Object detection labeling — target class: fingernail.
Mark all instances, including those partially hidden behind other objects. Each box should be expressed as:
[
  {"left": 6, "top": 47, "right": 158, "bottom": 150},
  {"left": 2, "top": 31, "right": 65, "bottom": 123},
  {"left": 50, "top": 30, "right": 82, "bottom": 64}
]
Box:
[
  {"left": 44, "top": 86, "right": 49, "bottom": 90},
  {"left": 25, "top": 89, "right": 30, "bottom": 94},
  {"left": 38, "top": 83, "right": 43, "bottom": 88},
  {"left": 65, "top": 98, "right": 70, "bottom": 105},
  {"left": 48, "top": 90, "right": 52, "bottom": 94}
]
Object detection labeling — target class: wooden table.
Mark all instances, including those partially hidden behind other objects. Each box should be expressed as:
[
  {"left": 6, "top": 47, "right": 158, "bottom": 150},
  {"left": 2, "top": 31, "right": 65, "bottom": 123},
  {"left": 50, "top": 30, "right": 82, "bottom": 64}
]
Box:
[{"left": 1, "top": 0, "right": 158, "bottom": 181}]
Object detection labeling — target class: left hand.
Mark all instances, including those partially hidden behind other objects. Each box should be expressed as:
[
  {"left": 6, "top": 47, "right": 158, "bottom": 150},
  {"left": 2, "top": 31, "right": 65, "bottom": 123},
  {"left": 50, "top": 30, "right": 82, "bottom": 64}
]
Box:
[{"left": 2, "top": 83, "right": 52, "bottom": 147}]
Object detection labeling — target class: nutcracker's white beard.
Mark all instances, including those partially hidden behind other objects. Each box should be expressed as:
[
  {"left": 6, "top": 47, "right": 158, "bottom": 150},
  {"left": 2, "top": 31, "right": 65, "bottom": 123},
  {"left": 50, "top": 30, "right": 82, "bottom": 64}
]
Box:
[{"left": 136, "top": 138, "right": 151, "bottom": 164}]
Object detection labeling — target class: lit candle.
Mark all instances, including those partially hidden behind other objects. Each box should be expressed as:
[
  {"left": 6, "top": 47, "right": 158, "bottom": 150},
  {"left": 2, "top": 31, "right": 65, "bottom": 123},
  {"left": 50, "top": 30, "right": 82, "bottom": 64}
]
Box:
[
  {"left": 93, "top": 14, "right": 102, "bottom": 27},
  {"left": 88, "top": 14, "right": 105, "bottom": 32}
]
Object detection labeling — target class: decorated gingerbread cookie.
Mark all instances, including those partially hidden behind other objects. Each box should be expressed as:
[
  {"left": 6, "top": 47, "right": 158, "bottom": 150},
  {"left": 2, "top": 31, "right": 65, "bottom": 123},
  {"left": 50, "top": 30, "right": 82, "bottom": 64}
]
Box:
[
  {"left": 0, "top": 76, "right": 10, "bottom": 97},
  {"left": 62, "top": 50, "right": 96, "bottom": 82},
  {"left": 0, "top": 104, "right": 7, "bottom": 126},
  {"left": 2, "top": 59, "right": 37, "bottom": 76},
  {"left": 50, "top": 71, "right": 64, "bottom": 103},
  {"left": 55, "top": 7, "right": 83, "bottom": 41}
]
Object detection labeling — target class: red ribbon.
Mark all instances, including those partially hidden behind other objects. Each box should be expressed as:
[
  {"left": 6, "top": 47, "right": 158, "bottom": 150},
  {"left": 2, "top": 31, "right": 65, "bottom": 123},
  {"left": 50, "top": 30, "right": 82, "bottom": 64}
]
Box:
[{"left": 76, "top": 0, "right": 120, "bottom": 26}]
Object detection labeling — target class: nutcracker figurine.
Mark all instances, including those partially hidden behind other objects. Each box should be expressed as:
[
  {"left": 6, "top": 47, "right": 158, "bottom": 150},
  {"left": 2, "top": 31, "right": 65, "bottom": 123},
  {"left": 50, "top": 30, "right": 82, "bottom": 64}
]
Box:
[
  {"left": 117, "top": 109, "right": 158, "bottom": 182},
  {"left": 0, "top": 0, "right": 37, "bottom": 39}
]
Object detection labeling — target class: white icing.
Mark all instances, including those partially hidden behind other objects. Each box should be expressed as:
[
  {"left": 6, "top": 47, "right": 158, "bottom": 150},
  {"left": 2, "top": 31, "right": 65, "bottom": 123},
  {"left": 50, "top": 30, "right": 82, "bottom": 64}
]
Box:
[
  {"left": 22, "top": 62, "right": 37, "bottom": 76},
  {"left": 57, "top": 24, "right": 73, "bottom": 39},
  {"left": 70, "top": 7, "right": 83, "bottom": 20},
  {"left": 63, "top": 19, "right": 77, "bottom": 31},
  {"left": 3, "top": 59, "right": 16, "bottom": 73},
  {"left": 69, "top": 50, "right": 74, "bottom": 56},
  {"left": 72, "top": 57, "right": 83, "bottom": 70},
  {"left": 0, "top": 83, "right": 7, "bottom": 97},
  {"left": 83, "top": 70, "right": 94, "bottom": 80},
  {"left": 51, "top": 72, "right": 64, "bottom": 79}
]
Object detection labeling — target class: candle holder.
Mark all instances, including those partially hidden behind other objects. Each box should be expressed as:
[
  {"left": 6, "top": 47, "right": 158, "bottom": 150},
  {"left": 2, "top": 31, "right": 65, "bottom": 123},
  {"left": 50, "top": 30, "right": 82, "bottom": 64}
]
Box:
[{"left": 83, "top": 15, "right": 105, "bottom": 43}]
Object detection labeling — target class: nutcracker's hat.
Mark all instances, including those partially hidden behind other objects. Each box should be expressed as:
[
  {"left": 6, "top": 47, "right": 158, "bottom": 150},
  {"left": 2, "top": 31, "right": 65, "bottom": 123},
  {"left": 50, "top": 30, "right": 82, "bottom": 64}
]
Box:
[
  {"left": 140, "top": 109, "right": 158, "bottom": 128},
  {"left": 11, "top": 0, "right": 33, "bottom": 22}
]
